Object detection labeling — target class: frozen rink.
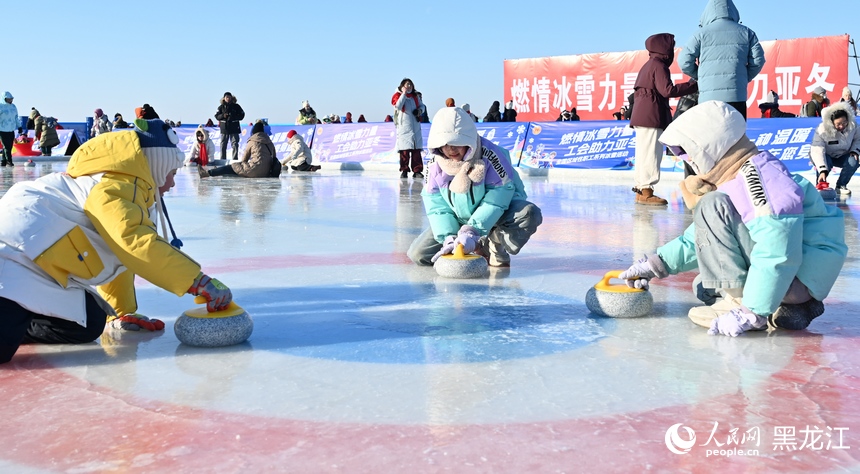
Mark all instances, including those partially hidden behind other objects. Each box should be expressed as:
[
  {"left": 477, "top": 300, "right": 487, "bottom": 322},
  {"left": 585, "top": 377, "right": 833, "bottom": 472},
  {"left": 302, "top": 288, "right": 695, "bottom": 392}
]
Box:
[{"left": 1, "top": 162, "right": 859, "bottom": 473}]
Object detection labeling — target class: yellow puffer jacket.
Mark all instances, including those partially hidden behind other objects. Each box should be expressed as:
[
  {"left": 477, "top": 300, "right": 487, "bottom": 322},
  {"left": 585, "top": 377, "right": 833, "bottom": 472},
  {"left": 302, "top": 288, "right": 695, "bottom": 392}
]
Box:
[
  {"left": 69, "top": 131, "right": 202, "bottom": 313},
  {"left": 0, "top": 131, "right": 200, "bottom": 324}
]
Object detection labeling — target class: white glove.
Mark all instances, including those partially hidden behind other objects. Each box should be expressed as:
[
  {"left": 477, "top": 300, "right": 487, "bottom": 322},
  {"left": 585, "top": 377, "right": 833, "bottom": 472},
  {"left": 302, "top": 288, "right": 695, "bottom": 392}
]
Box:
[
  {"left": 708, "top": 307, "right": 766, "bottom": 337},
  {"left": 618, "top": 255, "right": 660, "bottom": 290}
]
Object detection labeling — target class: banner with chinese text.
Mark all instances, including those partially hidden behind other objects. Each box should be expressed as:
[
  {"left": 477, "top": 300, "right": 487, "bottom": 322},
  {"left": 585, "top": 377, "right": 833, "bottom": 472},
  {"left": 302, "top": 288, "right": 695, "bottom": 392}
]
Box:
[{"left": 504, "top": 35, "right": 849, "bottom": 122}]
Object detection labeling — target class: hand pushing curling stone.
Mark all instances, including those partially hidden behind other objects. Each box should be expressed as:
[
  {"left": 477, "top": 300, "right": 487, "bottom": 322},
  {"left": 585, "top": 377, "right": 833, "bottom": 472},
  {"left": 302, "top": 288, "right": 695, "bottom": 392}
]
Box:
[
  {"left": 175, "top": 296, "right": 253, "bottom": 347},
  {"left": 585, "top": 270, "right": 653, "bottom": 318},
  {"left": 434, "top": 243, "right": 488, "bottom": 279}
]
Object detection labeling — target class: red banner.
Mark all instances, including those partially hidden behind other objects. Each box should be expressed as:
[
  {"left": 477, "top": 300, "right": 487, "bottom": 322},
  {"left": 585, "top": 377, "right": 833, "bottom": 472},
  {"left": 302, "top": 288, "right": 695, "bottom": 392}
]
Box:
[{"left": 504, "top": 35, "right": 849, "bottom": 121}]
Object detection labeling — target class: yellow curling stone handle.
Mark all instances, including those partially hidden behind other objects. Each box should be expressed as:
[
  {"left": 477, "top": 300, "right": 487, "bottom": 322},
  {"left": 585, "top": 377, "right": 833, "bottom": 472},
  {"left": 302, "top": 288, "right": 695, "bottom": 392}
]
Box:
[
  {"left": 440, "top": 243, "right": 483, "bottom": 260},
  {"left": 184, "top": 295, "right": 246, "bottom": 319},
  {"left": 594, "top": 270, "right": 645, "bottom": 293}
]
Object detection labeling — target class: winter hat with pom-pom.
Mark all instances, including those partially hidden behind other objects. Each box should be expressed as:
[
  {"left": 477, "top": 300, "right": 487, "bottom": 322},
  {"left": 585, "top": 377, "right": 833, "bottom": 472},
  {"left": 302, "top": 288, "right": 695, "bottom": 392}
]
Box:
[
  {"left": 287, "top": 130, "right": 297, "bottom": 140},
  {"left": 134, "top": 118, "right": 183, "bottom": 188}
]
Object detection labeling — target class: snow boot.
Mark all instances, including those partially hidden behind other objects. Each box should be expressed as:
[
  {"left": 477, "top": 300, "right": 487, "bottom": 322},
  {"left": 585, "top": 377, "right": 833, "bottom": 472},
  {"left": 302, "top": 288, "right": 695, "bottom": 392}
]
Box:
[{"left": 633, "top": 187, "right": 667, "bottom": 206}]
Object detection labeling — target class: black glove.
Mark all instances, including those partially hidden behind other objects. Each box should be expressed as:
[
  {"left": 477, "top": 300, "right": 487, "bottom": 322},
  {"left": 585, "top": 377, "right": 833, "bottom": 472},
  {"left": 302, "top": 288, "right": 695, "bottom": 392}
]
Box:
[{"left": 17, "top": 127, "right": 22, "bottom": 135}]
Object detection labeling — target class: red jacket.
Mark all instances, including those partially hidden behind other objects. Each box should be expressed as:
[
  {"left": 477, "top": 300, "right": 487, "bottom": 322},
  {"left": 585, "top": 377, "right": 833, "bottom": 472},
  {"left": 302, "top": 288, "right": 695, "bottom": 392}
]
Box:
[{"left": 630, "top": 33, "right": 697, "bottom": 130}]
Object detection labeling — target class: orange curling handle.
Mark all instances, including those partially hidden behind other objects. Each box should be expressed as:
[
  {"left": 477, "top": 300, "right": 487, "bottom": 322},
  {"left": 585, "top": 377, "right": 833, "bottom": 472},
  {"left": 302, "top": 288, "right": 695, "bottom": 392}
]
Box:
[
  {"left": 186, "top": 295, "right": 246, "bottom": 319},
  {"left": 594, "top": 270, "right": 645, "bottom": 293}
]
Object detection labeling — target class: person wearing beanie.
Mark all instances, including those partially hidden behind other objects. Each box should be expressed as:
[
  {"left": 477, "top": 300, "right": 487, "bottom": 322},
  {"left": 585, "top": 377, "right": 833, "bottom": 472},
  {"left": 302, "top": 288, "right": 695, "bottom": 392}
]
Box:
[
  {"left": 407, "top": 107, "right": 543, "bottom": 268},
  {"left": 296, "top": 100, "right": 317, "bottom": 125},
  {"left": 113, "top": 113, "right": 130, "bottom": 129},
  {"left": 0, "top": 118, "right": 235, "bottom": 364},
  {"left": 392, "top": 78, "right": 426, "bottom": 179},
  {"left": 757, "top": 90, "right": 795, "bottom": 118},
  {"left": 200, "top": 119, "right": 277, "bottom": 178},
  {"left": 620, "top": 101, "right": 847, "bottom": 336},
  {"left": 461, "top": 103, "right": 478, "bottom": 122},
  {"left": 32, "top": 109, "right": 60, "bottom": 156},
  {"left": 802, "top": 87, "right": 828, "bottom": 118},
  {"left": 214, "top": 92, "right": 245, "bottom": 162},
  {"left": 0, "top": 91, "right": 23, "bottom": 166},
  {"left": 91, "top": 108, "right": 113, "bottom": 137},
  {"left": 281, "top": 129, "right": 319, "bottom": 172},
  {"left": 840, "top": 86, "right": 859, "bottom": 116},
  {"left": 186, "top": 125, "right": 216, "bottom": 167}
]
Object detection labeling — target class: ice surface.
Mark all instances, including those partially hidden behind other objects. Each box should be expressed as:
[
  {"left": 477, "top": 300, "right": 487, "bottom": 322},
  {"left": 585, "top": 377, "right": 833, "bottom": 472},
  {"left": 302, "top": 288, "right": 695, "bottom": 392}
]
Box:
[{"left": 1, "top": 163, "right": 859, "bottom": 472}]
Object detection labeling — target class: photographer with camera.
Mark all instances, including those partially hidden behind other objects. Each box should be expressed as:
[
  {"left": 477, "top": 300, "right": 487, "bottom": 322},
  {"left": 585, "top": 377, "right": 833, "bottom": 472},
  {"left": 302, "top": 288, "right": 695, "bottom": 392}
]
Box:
[
  {"left": 215, "top": 92, "right": 245, "bottom": 162},
  {"left": 391, "top": 78, "right": 426, "bottom": 180}
]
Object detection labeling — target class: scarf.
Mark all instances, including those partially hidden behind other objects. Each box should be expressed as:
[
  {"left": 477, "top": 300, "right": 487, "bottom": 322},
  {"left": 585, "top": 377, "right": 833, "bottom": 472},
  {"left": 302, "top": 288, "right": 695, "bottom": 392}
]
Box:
[
  {"left": 198, "top": 141, "right": 209, "bottom": 167},
  {"left": 436, "top": 150, "right": 487, "bottom": 194},
  {"left": 680, "top": 136, "right": 759, "bottom": 209}
]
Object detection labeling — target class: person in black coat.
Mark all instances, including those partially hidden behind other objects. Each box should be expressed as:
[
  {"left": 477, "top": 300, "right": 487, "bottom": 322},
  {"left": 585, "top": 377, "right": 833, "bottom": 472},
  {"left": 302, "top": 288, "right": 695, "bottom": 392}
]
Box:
[
  {"left": 483, "top": 101, "right": 502, "bottom": 122},
  {"left": 215, "top": 92, "right": 245, "bottom": 162},
  {"left": 503, "top": 100, "right": 518, "bottom": 122}
]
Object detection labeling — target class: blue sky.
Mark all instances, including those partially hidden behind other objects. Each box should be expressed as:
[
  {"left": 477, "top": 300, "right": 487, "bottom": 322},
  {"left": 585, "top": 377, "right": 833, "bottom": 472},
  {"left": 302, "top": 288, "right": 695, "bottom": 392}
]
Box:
[{"left": 5, "top": 0, "right": 856, "bottom": 125}]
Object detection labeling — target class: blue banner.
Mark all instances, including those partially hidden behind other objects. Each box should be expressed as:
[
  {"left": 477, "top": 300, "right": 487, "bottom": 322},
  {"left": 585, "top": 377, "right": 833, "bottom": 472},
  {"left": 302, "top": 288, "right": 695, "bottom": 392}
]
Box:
[
  {"left": 745, "top": 117, "right": 818, "bottom": 173},
  {"left": 108, "top": 118, "right": 826, "bottom": 173},
  {"left": 517, "top": 121, "right": 636, "bottom": 170}
]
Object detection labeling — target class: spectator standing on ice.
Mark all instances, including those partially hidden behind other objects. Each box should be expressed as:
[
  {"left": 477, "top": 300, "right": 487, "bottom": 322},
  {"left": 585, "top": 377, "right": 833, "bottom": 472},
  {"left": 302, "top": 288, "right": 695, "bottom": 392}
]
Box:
[
  {"left": 810, "top": 103, "right": 860, "bottom": 197},
  {"left": 678, "top": 0, "right": 765, "bottom": 119},
  {"left": 391, "top": 78, "right": 426, "bottom": 180},
  {"left": 0, "top": 91, "right": 21, "bottom": 167},
  {"left": 629, "top": 33, "right": 698, "bottom": 206},
  {"left": 215, "top": 92, "right": 244, "bottom": 162}
]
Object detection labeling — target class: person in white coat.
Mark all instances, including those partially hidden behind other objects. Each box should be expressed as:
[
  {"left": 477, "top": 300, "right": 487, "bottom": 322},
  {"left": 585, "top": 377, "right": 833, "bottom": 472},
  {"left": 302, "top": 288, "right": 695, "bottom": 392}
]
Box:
[
  {"left": 810, "top": 102, "right": 860, "bottom": 196},
  {"left": 281, "top": 130, "right": 319, "bottom": 172},
  {"left": 391, "top": 78, "right": 425, "bottom": 180}
]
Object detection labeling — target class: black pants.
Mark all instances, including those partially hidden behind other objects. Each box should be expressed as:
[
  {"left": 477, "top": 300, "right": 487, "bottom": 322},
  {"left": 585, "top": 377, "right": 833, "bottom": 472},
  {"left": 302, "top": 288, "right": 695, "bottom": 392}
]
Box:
[
  {"left": 0, "top": 294, "right": 108, "bottom": 364},
  {"left": 208, "top": 164, "right": 238, "bottom": 177},
  {"left": 726, "top": 101, "right": 747, "bottom": 120},
  {"left": 292, "top": 161, "right": 313, "bottom": 172},
  {"left": 0, "top": 131, "right": 14, "bottom": 162},
  {"left": 220, "top": 133, "right": 240, "bottom": 161},
  {"left": 399, "top": 149, "right": 423, "bottom": 173}
]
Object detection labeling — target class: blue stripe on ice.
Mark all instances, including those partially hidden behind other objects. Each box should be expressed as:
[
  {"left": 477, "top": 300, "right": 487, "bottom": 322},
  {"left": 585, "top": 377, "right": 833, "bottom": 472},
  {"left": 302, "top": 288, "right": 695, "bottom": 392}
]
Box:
[{"left": 241, "top": 283, "right": 610, "bottom": 364}]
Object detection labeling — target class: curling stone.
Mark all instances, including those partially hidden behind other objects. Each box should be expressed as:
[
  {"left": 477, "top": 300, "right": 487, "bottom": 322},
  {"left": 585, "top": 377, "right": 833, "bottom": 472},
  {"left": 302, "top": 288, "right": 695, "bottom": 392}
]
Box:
[
  {"left": 585, "top": 270, "right": 653, "bottom": 318},
  {"left": 817, "top": 182, "right": 837, "bottom": 200},
  {"left": 434, "top": 243, "right": 488, "bottom": 279},
  {"left": 25, "top": 159, "right": 36, "bottom": 167},
  {"left": 174, "top": 296, "right": 253, "bottom": 347}
]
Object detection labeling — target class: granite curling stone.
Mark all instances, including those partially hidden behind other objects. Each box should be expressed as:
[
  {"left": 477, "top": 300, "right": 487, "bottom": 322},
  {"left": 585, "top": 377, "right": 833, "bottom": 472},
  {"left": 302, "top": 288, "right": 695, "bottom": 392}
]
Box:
[
  {"left": 585, "top": 270, "right": 653, "bottom": 318},
  {"left": 434, "top": 243, "right": 488, "bottom": 279},
  {"left": 175, "top": 296, "right": 253, "bottom": 347}
]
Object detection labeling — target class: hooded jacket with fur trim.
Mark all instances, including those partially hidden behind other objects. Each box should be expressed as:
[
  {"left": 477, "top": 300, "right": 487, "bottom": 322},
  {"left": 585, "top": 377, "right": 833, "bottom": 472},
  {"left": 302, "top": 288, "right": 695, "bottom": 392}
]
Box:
[
  {"left": 656, "top": 101, "right": 846, "bottom": 317},
  {"left": 0, "top": 130, "right": 201, "bottom": 325},
  {"left": 810, "top": 102, "right": 860, "bottom": 175},
  {"left": 422, "top": 108, "right": 526, "bottom": 243}
]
